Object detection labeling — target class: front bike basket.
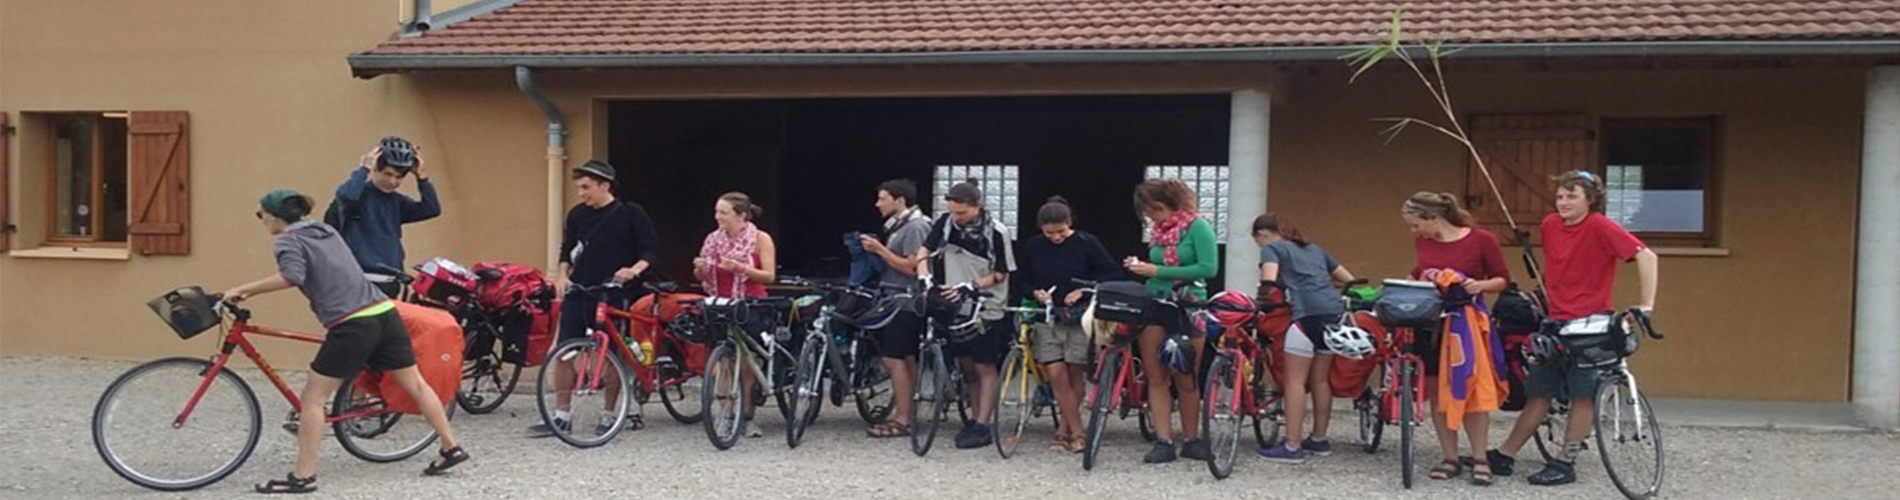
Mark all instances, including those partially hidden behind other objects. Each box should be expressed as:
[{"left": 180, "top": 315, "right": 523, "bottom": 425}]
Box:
[{"left": 148, "top": 286, "right": 221, "bottom": 339}]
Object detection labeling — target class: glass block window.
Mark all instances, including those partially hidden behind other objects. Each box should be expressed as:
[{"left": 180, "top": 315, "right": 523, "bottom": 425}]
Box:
[
  {"left": 1142, "top": 165, "right": 1230, "bottom": 243},
  {"left": 933, "top": 165, "right": 1020, "bottom": 236}
]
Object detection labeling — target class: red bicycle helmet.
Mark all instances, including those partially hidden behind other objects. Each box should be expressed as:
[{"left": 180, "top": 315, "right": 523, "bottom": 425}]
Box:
[{"left": 1208, "top": 290, "right": 1259, "bottom": 329}]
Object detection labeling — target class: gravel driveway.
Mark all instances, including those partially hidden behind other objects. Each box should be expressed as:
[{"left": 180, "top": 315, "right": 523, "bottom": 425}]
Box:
[{"left": 3, "top": 356, "right": 1895, "bottom": 500}]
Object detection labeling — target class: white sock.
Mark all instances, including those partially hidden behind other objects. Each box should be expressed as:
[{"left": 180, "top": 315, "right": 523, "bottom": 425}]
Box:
[{"left": 553, "top": 410, "right": 571, "bottom": 422}]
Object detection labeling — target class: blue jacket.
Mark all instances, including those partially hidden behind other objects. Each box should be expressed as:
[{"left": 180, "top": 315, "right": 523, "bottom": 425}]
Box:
[{"left": 329, "top": 167, "right": 440, "bottom": 274}]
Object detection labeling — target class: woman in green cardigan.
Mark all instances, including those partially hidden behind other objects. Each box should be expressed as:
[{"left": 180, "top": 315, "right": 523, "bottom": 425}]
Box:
[{"left": 1122, "top": 178, "right": 1220, "bottom": 464}]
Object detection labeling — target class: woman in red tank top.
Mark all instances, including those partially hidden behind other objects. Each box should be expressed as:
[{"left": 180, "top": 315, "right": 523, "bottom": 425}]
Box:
[{"left": 694, "top": 192, "right": 776, "bottom": 299}]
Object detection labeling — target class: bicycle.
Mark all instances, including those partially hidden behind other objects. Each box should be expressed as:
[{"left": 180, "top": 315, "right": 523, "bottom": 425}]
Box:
[
  {"left": 532, "top": 282, "right": 706, "bottom": 449},
  {"left": 95, "top": 288, "right": 451, "bottom": 491},
  {"left": 908, "top": 273, "right": 984, "bottom": 457},
  {"left": 1189, "top": 288, "right": 1290, "bottom": 479},
  {"left": 1362, "top": 279, "right": 1436, "bottom": 490},
  {"left": 1531, "top": 309, "right": 1666, "bottom": 500},
  {"left": 1076, "top": 280, "right": 1159, "bottom": 471},
  {"left": 781, "top": 276, "right": 897, "bottom": 449},
  {"left": 991, "top": 292, "right": 1064, "bottom": 459},
  {"left": 697, "top": 293, "right": 800, "bottom": 450}
]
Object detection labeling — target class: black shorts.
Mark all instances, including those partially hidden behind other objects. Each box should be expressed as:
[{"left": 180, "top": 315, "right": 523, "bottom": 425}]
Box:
[
  {"left": 312, "top": 310, "right": 416, "bottom": 380},
  {"left": 559, "top": 294, "right": 633, "bottom": 342},
  {"left": 874, "top": 311, "right": 924, "bottom": 359},
  {"left": 1409, "top": 323, "right": 1443, "bottom": 377},
  {"left": 946, "top": 319, "right": 1011, "bottom": 366}
]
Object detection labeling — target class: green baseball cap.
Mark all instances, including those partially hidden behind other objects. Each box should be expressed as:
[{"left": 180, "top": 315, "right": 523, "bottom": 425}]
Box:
[{"left": 258, "top": 189, "right": 310, "bottom": 221}]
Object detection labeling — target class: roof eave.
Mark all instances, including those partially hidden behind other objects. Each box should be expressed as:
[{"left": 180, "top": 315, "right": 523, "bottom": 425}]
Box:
[{"left": 347, "top": 40, "right": 1900, "bottom": 78}]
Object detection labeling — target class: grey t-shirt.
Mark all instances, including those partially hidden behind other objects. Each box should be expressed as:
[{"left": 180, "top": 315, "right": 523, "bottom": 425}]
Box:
[
  {"left": 275, "top": 221, "right": 388, "bottom": 327},
  {"left": 1260, "top": 239, "right": 1344, "bottom": 320},
  {"left": 879, "top": 215, "right": 932, "bottom": 290}
]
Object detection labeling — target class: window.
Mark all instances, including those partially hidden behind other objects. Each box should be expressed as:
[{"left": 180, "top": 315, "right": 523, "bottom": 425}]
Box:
[
  {"left": 1600, "top": 118, "right": 1719, "bottom": 245},
  {"left": 47, "top": 112, "right": 130, "bottom": 244},
  {"left": 933, "top": 165, "right": 1020, "bottom": 236},
  {"left": 1142, "top": 165, "right": 1230, "bottom": 242}
]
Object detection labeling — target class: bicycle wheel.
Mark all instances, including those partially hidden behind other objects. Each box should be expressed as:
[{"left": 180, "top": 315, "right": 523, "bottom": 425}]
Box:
[
  {"left": 1082, "top": 348, "right": 1122, "bottom": 471},
  {"left": 1252, "top": 362, "right": 1282, "bottom": 448},
  {"left": 1399, "top": 361, "right": 1416, "bottom": 489},
  {"left": 657, "top": 356, "right": 704, "bottom": 424},
  {"left": 1201, "top": 353, "right": 1242, "bottom": 480},
  {"left": 1357, "top": 389, "right": 1383, "bottom": 454},
  {"left": 992, "top": 347, "right": 1032, "bottom": 459},
  {"left": 772, "top": 346, "right": 799, "bottom": 423},
  {"left": 853, "top": 346, "right": 895, "bottom": 424},
  {"left": 534, "top": 338, "right": 632, "bottom": 449},
  {"left": 333, "top": 372, "right": 452, "bottom": 462},
  {"left": 1535, "top": 399, "right": 1569, "bottom": 462},
  {"left": 702, "top": 343, "right": 745, "bottom": 450},
  {"left": 93, "top": 358, "right": 261, "bottom": 491},
  {"left": 456, "top": 349, "right": 520, "bottom": 415},
  {"left": 787, "top": 336, "right": 827, "bottom": 449},
  {"left": 1596, "top": 378, "right": 1664, "bottom": 500},
  {"left": 910, "top": 343, "right": 950, "bottom": 457}
]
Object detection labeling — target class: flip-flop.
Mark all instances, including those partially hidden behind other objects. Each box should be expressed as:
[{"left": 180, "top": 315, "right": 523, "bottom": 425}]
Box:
[
  {"left": 867, "top": 421, "right": 910, "bottom": 438},
  {"left": 423, "top": 446, "right": 470, "bottom": 476},
  {"left": 255, "top": 473, "right": 316, "bottom": 494}
]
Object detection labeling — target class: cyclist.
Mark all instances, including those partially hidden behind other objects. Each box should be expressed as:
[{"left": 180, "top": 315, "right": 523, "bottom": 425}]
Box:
[
  {"left": 1400, "top": 191, "right": 1512, "bottom": 486},
  {"left": 857, "top": 179, "right": 931, "bottom": 439},
  {"left": 532, "top": 160, "right": 661, "bottom": 436},
  {"left": 1123, "top": 178, "right": 1216, "bottom": 464},
  {"left": 1013, "top": 196, "right": 1120, "bottom": 453},
  {"left": 222, "top": 189, "right": 465, "bottom": 494},
  {"left": 1251, "top": 213, "right": 1359, "bottom": 464},
  {"left": 326, "top": 136, "right": 441, "bottom": 298},
  {"left": 912, "top": 179, "right": 1016, "bottom": 450},
  {"left": 693, "top": 192, "right": 778, "bottom": 439},
  {"left": 1490, "top": 171, "right": 1660, "bottom": 486}
]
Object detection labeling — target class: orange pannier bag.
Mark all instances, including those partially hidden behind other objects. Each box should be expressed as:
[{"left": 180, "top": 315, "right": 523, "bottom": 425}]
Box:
[
  {"left": 357, "top": 302, "right": 465, "bottom": 414},
  {"left": 629, "top": 292, "right": 709, "bottom": 375}
]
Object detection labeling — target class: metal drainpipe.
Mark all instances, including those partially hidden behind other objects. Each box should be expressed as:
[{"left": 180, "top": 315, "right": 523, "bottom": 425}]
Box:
[{"left": 514, "top": 66, "right": 567, "bottom": 273}]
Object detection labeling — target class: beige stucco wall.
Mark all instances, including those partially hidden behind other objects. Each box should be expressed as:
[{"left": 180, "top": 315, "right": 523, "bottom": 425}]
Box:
[{"left": 0, "top": 1, "right": 1868, "bottom": 401}]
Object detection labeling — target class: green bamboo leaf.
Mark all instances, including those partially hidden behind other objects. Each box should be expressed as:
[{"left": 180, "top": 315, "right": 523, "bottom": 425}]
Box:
[{"left": 1374, "top": 117, "right": 1414, "bottom": 143}]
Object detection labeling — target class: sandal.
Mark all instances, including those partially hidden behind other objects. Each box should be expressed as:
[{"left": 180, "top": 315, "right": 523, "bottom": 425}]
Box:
[
  {"left": 867, "top": 420, "right": 910, "bottom": 438},
  {"left": 423, "top": 446, "right": 470, "bottom": 476},
  {"left": 255, "top": 473, "right": 316, "bottom": 494},
  {"left": 1065, "top": 434, "right": 1088, "bottom": 454},
  {"left": 1428, "top": 459, "right": 1464, "bottom": 480},
  {"left": 1470, "top": 464, "right": 1495, "bottom": 486}
]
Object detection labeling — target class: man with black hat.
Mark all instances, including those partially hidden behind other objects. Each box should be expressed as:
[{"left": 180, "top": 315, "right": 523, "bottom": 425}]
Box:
[{"left": 530, "top": 159, "right": 661, "bottom": 436}]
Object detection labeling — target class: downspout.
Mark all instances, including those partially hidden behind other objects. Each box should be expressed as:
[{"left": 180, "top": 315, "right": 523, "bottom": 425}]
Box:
[
  {"left": 515, "top": 66, "right": 566, "bottom": 273},
  {"left": 407, "top": 0, "right": 434, "bottom": 35}
]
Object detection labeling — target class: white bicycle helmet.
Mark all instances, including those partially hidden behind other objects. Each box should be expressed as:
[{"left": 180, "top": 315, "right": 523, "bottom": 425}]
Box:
[{"left": 1323, "top": 320, "right": 1377, "bottom": 360}]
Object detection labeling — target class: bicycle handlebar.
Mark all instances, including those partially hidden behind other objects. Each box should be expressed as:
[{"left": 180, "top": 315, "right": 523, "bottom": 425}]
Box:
[{"left": 1622, "top": 308, "right": 1662, "bottom": 340}]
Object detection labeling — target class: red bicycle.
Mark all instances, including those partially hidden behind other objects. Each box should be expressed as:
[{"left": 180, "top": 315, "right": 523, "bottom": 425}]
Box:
[
  {"left": 1077, "top": 281, "right": 1158, "bottom": 471},
  {"left": 1192, "top": 289, "right": 1290, "bottom": 479},
  {"left": 532, "top": 282, "right": 706, "bottom": 449},
  {"left": 1356, "top": 280, "right": 1434, "bottom": 489},
  {"left": 94, "top": 286, "right": 452, "bottom": 491}
]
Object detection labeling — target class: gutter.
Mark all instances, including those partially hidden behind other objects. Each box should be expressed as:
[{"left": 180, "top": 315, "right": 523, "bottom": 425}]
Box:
[
  {"left": 514, "top": 66, "right": 567, "bottom": 273},
  {"left": 350, "top": 40, "right": 1900, "bottom": 78}
]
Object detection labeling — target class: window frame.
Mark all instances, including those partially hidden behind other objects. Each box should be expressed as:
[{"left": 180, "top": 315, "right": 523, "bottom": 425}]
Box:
[
  {"left": 40, "top": 112, "right": 129, "bottom": 247},
  {"left": 1595, "top": 116, "right": 1722, "bottom": 248}
]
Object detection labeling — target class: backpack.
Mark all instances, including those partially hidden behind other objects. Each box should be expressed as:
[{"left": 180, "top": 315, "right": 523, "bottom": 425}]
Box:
[
  {"left": 356, "top": 302, "right": 464, "bottom": 415},
  {"left": 472, "top": 262, "right": 550, "bottom": 310}
]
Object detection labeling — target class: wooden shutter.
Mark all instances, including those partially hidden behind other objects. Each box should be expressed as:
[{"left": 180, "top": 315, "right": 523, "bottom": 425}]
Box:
[
  {"left": 129, "top": 111, "right": 189, "bottom": 255},
  {"left": 1466, "top": 114, "right": 1593, "bottom": 243},
  {"left": 1, "top": 113, "right": 10, "bottom": 250}
]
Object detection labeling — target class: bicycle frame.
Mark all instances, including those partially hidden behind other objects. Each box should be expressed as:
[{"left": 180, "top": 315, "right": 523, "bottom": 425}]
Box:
[
  {"left": 177, "top": 309, "right": 384, "bottom": 428},
  {"left": 1374, "top": 327, "right": 1430, "bottom": 425},
  {"left": 1085, "top": 328, "right": 1148, "bottom": 418}
]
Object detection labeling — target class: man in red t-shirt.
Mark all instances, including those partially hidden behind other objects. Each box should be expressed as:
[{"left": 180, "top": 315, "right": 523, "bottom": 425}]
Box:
[{"left": 1489, "top": 170, "right": 1660, "bottom": 486}]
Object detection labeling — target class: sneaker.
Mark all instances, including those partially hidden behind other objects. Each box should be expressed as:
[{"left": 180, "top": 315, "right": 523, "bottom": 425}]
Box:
[
  {"left": 1142, "top": 440, "right": 1178, "bottom": 464},
  {"left": 1527, "top": 459, "right": 1577, "bottom": 486},
  {"left": 527, "top": 417, "right": 570, "bottom": 438},
  {"left": 745, "top": 420, "right": 765, "bottom": 438},
  {"left": 1179, "top": 439, "right": 1213, "bottom": 461},
  {"left": 1301, "top": 437, "right": 1334, "bottom": 457},
  {"left": 1486, "top": 449, "right": 1516, "bottom": 477},
  {"left": 956, "top": 424, "right": 993, "bottom": 449},
  {"left": 1256, "top": 441, "right": 1308, "bottom": 464},
  {"left": 625, "top": 414, "right": 646, "bottom": 431}
]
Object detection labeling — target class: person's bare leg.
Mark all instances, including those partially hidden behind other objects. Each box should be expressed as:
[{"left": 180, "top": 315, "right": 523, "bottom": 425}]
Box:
[
  {"left": 881, "top": 356, "right": 913, "bottom": 426},
  {"left": 389, "top": 367, "right": 459, "bottom": 451},
  {"left": 1176, "top": 336, "right": 1205, "bottom": 439},
  {"left": 1427, "top": 377, "right": 1462, "bottom": 461},
  {"left": 1046, "top": 362, "right": 1081, "bottom": 439},
  {"left": 1137, "top": 326, "right": 1174, "bottom": 442},
  {"left": 1310, "top": 354, "right": 1336, "bottom": 439},
  {"left": 1564, "top": 399, "right": 1594, "bottom": 460},
  {"left": 1283, "top": 353, "right": 1314, "bottom": 448},
  {"left": 293, "top": 375, "right": 344, "bottom": 479},
  {"left": 1498, "top": 398, "right": 1550, "bottom": 456},
  {"left": 972, "top": 360, "right": 999, "bottom": 425},
  {"left": 1464, "top": 412, "right": 1491, "bottom": 462}
]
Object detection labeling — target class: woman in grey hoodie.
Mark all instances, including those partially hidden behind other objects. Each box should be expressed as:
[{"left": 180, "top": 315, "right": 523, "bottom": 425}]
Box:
[{"left": 220, "top": 189, "right": 467, "bottom": 494}]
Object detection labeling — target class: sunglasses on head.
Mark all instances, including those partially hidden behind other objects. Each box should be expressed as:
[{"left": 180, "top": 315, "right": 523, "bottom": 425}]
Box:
[{"left": 1572, "top": 170, "right": 1601, "bottom": 185}]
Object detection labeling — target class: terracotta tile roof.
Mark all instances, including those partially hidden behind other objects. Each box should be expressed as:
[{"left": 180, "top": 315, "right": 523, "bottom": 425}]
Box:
[{"left": 360, "top": 0, "right": 1900, "bottom": 56}]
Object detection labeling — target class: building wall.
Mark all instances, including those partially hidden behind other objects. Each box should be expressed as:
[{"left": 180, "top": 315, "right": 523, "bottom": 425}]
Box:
[{"left": 0, "top": 1, "right": 1866, "bottom": 401}]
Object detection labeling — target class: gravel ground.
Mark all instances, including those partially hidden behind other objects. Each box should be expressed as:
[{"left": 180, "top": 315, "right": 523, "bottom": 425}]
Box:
[{"left": 4, "top": 356, "right": 1896, "bottom": 500}]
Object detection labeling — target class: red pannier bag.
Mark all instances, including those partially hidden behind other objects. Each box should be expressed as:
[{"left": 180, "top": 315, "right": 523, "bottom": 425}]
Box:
[
  {"left": 472, "top": 262, "right": 549, "bottom": 310},
  {"left": 1255, "top": 288, "right": 1295, "bottom": 380},
  {"left": 1328, "top": 312, "right": 1388, "bottom": 397},
  {"left": 356, "top": 302, "right": 464, "bottom": 414},
  {"left": 629, "top": 292, "right": 709, "bottom": 375},
  {"left": 522, "top": 300, "right": 558, "bottom": 367}
]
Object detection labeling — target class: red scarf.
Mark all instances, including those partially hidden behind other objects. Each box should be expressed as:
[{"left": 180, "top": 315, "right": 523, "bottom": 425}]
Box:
[
  {"left": 1149, "top": 211, "right": 1200, "bottom": 266},
  {"left": 699, "top": 223, "right": 759, "bottom": 297}
]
